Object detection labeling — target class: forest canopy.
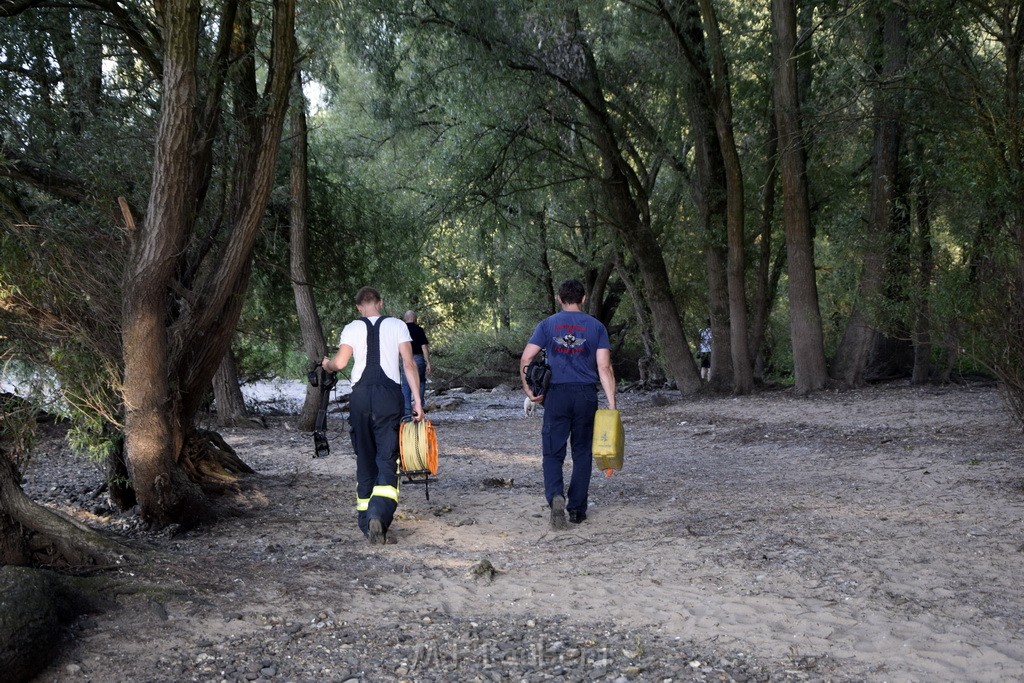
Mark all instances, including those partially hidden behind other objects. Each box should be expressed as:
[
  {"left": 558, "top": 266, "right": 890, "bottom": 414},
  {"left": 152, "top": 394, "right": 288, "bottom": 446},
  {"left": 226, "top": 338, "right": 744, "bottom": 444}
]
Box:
[{"left": 2, "top": 0, "right": 1024, "bottom": 532}]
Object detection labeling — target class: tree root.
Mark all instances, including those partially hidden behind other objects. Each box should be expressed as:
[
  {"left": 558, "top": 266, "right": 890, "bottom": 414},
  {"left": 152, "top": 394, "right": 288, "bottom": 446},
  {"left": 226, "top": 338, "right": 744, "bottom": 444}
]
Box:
[
  {"left": 179, "top": 428, "right": 255, "bottom": 495},
  {"left": 1, "top": 450, "right": 138, "bottom": 569}
]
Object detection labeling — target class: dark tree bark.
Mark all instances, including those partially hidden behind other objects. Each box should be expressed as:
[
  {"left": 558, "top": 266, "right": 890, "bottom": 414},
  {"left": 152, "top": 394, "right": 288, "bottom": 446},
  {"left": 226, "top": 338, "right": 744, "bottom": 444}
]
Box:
[
  {"left": 586, "top": 261, "right": 625, "bottom": 329},
  {"left": 616, "top": 255, "right": 664, "bottom": 387},
  {"left": 50, "top": 8, "right": 102, "bottom": 134},
  {"left": 831, "top": 3, "right": 909, "bottom": 387},
  {"left": 121, "top": 0, "right": 208, "bottom": 527},
  {"left": 749, "top": 111, "right": 782, "bottom": 378},
  {"left": 656, "top": 0, "right": 732, "bottom": 391},
  {"left": 772, "top": 0, "right": 829, "bottom": 394},
  {"left": 106, "top": 438, "right": 136, "bottom": 512},
  {"left": 697, "top": 0, "right": 753, "bottom": 394},
  {"left": 561, "top": 212, "right": 621, "bottom": 327},
  {"left": 536, "top": 210, "right": 558, "bottom": 316},
  {"left": 866, "top": 158, "right": 915, "bottom": 381},
  {"left": 289, "top": 69, "right": 329, "bottom": 433},
  {"left": 0, "top": 566, "right": 117, "bottom": 683},
  {"left": 658, "top": 0, "right": 753, "bottom": 393},
  {"left": 911, "top": 140, "right": 934, "bottom": 384},
  {"left": 121, "top": 0, "right": 297, "bottom": 526},
  {"left": 213, "top": 348, "right": 248, "bottom": 427}
]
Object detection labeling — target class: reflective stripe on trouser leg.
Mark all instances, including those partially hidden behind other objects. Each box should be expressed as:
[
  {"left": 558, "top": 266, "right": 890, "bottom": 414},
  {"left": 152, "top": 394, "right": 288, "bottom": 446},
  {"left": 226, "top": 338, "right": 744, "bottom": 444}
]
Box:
[
  {"left": 371, "top": 484, "right": 399, "bottom": 503},
  {"left": 356, "top": 497, "right": 369, "bottom": 512}
]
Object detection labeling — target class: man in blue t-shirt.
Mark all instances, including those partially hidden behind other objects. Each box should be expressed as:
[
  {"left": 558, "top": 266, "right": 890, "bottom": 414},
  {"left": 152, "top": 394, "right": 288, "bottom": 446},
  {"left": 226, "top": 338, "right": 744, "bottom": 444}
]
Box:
[{"left": 520, "top": 279, "right": 617, "bottom": 529}]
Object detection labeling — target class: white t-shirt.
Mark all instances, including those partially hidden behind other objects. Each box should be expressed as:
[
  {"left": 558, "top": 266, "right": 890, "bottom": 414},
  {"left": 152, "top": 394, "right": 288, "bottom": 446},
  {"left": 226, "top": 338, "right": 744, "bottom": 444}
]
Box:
[{"left": 338, "top": 316, "right": 412, "bottom": 384}]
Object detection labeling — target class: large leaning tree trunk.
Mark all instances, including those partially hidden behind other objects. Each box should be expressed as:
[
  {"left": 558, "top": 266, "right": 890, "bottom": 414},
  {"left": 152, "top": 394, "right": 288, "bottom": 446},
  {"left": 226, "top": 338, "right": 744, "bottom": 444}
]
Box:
[
  {"left": 122, "top": 0, "right": 296, "bottom": 527},
  {"left": 290, "top": 68, "right": 329, "bottom": 433},
  {"left": 771, "top": 0, "right": 829, "bottom": 394},
  {"left": 569, "top": 11, "right": 702, "bottom": 394},
  {"left": 831, "top": 3, "right": 909, "bottom": 387},
  {"left": 422, "top": 4, "right": 704, "bottom": 394}
]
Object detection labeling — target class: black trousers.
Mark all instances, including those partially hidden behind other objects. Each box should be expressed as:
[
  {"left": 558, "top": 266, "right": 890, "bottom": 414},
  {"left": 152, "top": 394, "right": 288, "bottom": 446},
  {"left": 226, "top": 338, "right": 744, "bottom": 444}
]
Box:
[{"left": 348, "top": 381, "right": 403, "bottom": 535}]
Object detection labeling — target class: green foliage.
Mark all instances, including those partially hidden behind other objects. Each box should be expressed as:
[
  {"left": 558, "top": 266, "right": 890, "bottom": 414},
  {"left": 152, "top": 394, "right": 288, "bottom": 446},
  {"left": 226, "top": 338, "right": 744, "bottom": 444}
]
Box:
[
  {"left": 5, "top": 0, "right": 1024, "bottom": 420},
  {"left": 430, "top": 327, "right": 529, "bottom": 385}
]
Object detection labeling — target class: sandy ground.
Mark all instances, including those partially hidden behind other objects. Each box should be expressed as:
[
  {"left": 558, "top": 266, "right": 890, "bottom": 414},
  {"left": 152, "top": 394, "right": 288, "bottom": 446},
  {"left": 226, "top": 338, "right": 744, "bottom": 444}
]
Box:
[{"left": 25, "top": 381, "right": 1024, "bottom": 682}]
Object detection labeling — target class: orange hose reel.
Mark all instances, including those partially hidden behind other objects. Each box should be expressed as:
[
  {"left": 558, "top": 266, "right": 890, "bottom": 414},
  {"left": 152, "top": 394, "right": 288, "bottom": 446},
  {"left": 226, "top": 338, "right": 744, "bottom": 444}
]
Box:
[{"left": 399, "top": 418, "right": 438, "bottom": 476}]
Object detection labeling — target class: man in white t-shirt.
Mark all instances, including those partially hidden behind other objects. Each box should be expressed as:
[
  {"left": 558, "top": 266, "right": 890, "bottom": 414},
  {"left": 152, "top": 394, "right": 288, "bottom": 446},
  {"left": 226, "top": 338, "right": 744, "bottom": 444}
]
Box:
[{"left": 321, "top": 287, "right": 423, "bottom": 545}]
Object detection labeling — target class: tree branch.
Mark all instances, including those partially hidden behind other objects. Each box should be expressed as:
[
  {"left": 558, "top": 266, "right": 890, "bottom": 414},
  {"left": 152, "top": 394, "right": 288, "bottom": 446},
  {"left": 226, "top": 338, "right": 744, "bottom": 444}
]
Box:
[{"left": 0, "top": 0, "right": 46, "bottom": 18}]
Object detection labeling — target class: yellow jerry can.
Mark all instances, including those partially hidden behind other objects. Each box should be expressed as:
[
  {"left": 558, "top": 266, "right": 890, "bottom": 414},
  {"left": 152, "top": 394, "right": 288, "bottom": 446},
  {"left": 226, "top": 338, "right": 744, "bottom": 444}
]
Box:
[{"left": 591, "top": 409, "right": 624, "bottom": 476}]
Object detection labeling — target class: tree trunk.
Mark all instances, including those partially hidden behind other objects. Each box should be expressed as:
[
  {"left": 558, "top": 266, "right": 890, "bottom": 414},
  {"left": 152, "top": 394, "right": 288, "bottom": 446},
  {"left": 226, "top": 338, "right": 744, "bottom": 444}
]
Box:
[
  {"left": 571, "top": 12, "right": 701, "bottom": 393},
  {"left": 698, "top": 0, "right": 753, "bottom": 394},
  {"left": 121, "top": 0, "right": 296, "bottom": 526},
  {"left": 497, "top": 277, "right": 512, "bottom": 329},
  {"left": 831, "top": 3, "right": 909, "bottom": 387},
  {"left": 122, "top": 0, "right": 209, "bottom": 527},
  {"left": 213, "top": 348, "right": 247, "bottom": 427},
  {"left": 51, "top": 8, "right": 103, "bottom": 135},
  {"left": 911, "top": 140, "right": 934, "bottom": 385},
  {"left": 0, "top": 566, "right": 116, "bottom": 683},
  {"left": 616, "top": 255, "right": 664, "bottom": 387},
  {"left": 749, "top": 112, "right": 781, "bottom": 377},
  {"left": 771, "top": 0, "right": 828, "bottom": 394},
  {"left": 106, "top": 437, "right": 136, "bottom": 512},
  {"left": 534, "top": 210, "right": 558, "bottom": 315},
  {"left": 866, "top": 155, "right": 915, "bottom": 381},
  {"left": 705, "top": 246, "right": 732, "bottom": 391},
  {"left": 172, "top": 0, "right": 295, "bottom": 420},
  {"left": 289, "top": 68, "right": 328, "bottom": 433},
  {"left": 659, "top": 0, "right": 732, "bottom": 392},
  {"left": 587, "top": 261, "right": 624, "bottom": 329},
  {"left": 865, "top": 330, "right": 914, "bottom": 382}
]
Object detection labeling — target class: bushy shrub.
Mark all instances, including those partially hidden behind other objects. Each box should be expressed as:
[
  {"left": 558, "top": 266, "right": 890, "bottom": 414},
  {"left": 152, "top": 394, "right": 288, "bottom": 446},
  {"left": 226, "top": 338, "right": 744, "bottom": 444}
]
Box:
[{"left": 430, "top": 328, "right": 528, "bottom": 388}]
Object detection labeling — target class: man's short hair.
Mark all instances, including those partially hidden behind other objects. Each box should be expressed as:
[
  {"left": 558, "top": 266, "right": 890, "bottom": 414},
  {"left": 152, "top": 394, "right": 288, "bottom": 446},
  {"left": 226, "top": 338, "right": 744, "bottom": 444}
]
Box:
[
  {"left": 354, "top": 287, "right": 382, "bottom": 306},
  {"left": 557, "top": 279, "right": 586, "bottom": 305},
  {"left": 404, "top": 310, "right": 417, "bottom": 323}
]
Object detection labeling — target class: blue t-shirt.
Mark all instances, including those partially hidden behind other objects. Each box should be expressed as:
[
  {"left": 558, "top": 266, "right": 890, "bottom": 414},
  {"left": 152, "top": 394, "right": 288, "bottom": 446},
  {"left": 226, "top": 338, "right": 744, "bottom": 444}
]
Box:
[{"left": 528, "top": 311, "right": 610, "bottom": 385}]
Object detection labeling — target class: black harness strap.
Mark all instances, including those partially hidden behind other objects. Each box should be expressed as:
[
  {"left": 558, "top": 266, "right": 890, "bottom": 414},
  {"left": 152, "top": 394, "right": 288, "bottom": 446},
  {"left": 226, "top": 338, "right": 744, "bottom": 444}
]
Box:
[{"left": 356, "top": 316, "right": 395, "bottom": 387}]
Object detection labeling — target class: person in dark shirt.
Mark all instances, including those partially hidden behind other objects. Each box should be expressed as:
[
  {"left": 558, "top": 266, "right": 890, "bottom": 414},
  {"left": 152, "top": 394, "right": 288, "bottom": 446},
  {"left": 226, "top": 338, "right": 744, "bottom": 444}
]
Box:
[{"left": 401, "top": 310, "right": 432, "bottom": 417}]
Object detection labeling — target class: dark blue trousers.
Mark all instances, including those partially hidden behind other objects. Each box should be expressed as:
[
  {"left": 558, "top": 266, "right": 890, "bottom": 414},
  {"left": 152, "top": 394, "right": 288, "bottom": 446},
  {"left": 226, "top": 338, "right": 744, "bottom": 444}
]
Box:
[
  {"left": 400, "top": 354, "right": 427, "bottom": 417},
  {"left": 542, "top": 383, "right": 598, "bottom": 515},
  {"left": 348, "top": 382, "right": 403, "bottom": 535}
]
